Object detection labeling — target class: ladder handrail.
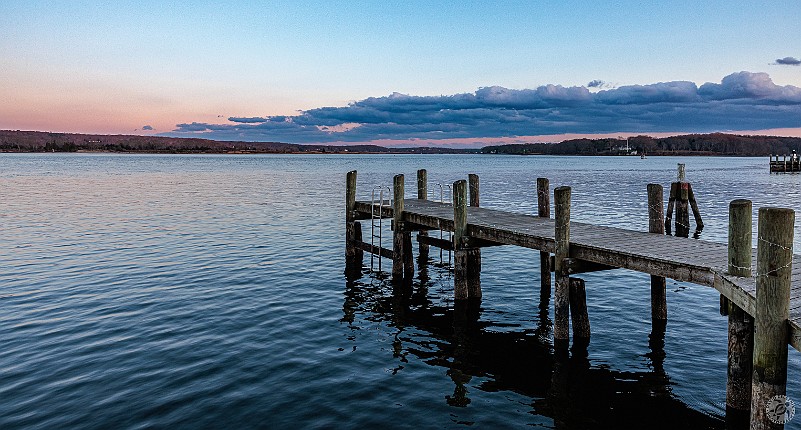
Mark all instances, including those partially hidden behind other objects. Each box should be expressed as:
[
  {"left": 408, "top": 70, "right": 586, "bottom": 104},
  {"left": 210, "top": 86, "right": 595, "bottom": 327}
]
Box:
[
  {"left": 432, "top": 183, "right": 453, "bottom": 266},
  {"left": 370, "top": 185, "right": 390, "bottom": 271}
]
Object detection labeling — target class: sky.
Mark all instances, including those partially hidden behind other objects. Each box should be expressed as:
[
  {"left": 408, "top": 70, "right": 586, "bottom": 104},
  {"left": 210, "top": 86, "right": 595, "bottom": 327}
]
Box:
[{"left": 2, "top": 0, "right": 801, "bottom": 147}]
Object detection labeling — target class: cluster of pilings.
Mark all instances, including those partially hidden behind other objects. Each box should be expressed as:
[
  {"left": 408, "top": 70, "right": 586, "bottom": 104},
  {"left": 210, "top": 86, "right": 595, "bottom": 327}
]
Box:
[
  {"left": 770, "top": 152, "right": 801, "bottom": 173},
  {"left": 345, "top": 168, "right": 797, "bottom": 429},
  {"left": 664, "top": 163, "right": 704, "bottom": 237}
]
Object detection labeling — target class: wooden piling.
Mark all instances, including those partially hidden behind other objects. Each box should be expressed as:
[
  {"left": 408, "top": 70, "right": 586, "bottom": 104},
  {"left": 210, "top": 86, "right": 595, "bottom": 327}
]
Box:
[
  {"left": 468, "top": 174, "right": 480, "bottom": 207},
  {"left": 647, "top": 184, "right": 667, "bottom": 321},
  {"left": 665, "top": 182, "right": 677, "bottom": 233},
  {"left": 675, "top": 182, "right": 690, "bottom": 237},
  {"left": 467, "top": 174, "right": 481, "bottom": 299},
  {"left": 751, "top": 207, "right": 794, "bottom": 429},
  {"left": 392, "top": 174, "right": 406, "bottom": 280},
  {"left": 537, "top": 178, "right": 551, "bottom": 297},
  {"left": 687, "top": 184, "right": 704, "bottom": 229},
  {"left": 417, "top": 169, "right": 429, "bottom": 261},
  {"left": 345, "top": 170, "right": 361, "bottom": 271},
  {"left": 569, "top": 277, "right": 591, "bottom": 340},
  {"left": 453, "top": 180, "right": 469, "bottom": 300},
  {"left": 726, "top": 199, "right": 754, "bottom": 421},
  {"left": 554, "top": 186, "right": 571, "bottom": 343}
]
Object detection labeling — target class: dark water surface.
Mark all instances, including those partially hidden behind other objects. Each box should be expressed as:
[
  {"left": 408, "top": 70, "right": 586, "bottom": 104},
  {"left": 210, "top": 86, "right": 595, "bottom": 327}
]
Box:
[{"left": 1, "top": 154, "right": 799, "bottom": 429}]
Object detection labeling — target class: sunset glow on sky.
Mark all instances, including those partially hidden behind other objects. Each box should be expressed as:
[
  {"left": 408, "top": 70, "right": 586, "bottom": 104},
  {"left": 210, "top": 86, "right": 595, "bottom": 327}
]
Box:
[{"left": 2, "top": 1, "right": 801, "bottom": 146}]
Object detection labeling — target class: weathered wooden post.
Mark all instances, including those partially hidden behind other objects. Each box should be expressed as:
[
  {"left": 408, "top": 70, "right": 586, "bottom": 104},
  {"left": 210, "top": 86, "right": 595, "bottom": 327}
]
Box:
[
  {"left": 467, "top": 174, "right": 481, "bottom": 299},
  {"left": 664, "top": 182, "right": 677, "bottom": 234},
  {"left": 665, "top": 163, "right": 704, "bottom": 236},
  {"left": 392, "top": 174, "right": 408, "bottom": 281},
  {"left": 468, "top": 174, "right": 480, "bottom": 207},
  {"left": 647, "top": 184, "right": 667, "bottom": 321},
  {"left": 726, "top": 199, "right": 754, "bottom": 424},
  {"left": 675, "top": 165, "right": 690, "bottom": 237},
  {"left": 345, "top": 170, "right": 362, "bottom": 273},
  {"left": 688, "top": 184, "right": 704, "bottom": 229},
  {"left": 554, "top": 186, "right": 571, "bottom": 345},
  {"left": 537, "top": 178, "right": 551, "bottom": 297},
  {"left": 569, "top": 278, "right": 590, "bottom": 340},
  {"left": 751, "top": 206, "right": 794, "bottom": 429},
  {"left": 453, "top": 180, "right": 469, "bottom": 300},
  {"left": 417, "top": 169, "right": 429, "bottom": 261}
]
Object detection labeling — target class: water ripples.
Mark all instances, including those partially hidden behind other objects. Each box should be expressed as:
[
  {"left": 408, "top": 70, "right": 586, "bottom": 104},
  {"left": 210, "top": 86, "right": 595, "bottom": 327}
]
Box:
[{"left": 1, "top": 154, "right": 799, "bottom": 428}]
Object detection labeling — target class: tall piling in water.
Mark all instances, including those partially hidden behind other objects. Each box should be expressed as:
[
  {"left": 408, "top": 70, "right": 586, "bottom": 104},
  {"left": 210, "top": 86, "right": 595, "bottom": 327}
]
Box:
[
  {"left": 453, "top": 179, "right": 469, "bottom": 300},
  {"left": 648, "top": 184, "right": 667, "bottom": 322},
  {"left": 467, "top": 174, "right": 481, "bottom": 299},
  {"left": 553, "top": 186, "right": 571, "bottom": 346},
  {"left": 417, "top": 169, "right": 429, "bottom": 261},
  {"left": 726, "top": 199, "right": 754, "bottom": 425},
  {"left": 751, "top": 206, "right": 794, "bottom": 429},
  {"left": 345, "top": 170, "right": 362, "bottom": 273},
  {"left": 392, "top": 174, "right": 413, "bottom": 282},
  {"left": 537, "top": 178, "right": 551, "bottom": 298}
]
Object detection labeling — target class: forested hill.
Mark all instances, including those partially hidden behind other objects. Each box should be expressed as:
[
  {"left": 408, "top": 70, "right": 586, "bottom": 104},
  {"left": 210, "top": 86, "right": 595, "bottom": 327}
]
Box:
[
  {"left": 481, "top": 133, "right": 801, "bottom": 156},
  {"left": 0, "top": 130, "right": 474, "bottom": 154}
]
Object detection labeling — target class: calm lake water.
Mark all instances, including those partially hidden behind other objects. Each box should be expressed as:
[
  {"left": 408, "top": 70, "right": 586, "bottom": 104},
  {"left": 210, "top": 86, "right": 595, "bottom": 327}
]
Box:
[{"left": 1, "top": 153, "right": 800, "bottom": 429}]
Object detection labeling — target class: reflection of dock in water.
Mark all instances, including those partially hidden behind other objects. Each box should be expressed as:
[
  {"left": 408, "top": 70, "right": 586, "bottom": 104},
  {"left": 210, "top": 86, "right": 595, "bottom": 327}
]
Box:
[
  {"left": 345, "top": 167, "right": 798, "bottom": 428},
  {"left": 341, "top": 275, "right": 721, "bottom": 428}
]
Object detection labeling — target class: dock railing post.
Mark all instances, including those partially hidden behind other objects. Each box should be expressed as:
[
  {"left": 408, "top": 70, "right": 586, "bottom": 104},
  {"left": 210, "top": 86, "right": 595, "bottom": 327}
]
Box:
[
  {"left": 554, "top": 186, "right": 571, "bottom": 345},
  {"left": 751, "top": 206, "right": 794, "bottom": 429},
  {"left": 647, "top": 184, "right": 667, "bottom": 321},
  {"left": 726, "top": 199, "right": 754, "bottom": 424},
  {"left": 417, "top": 169, "right": 429, "bottom": 262},
  {"left": 537, "top": 178, "right": 551, "bottom": 298},
  {"left": 345, "top": 170, "right": 362, "bottom": 273},
  {"left": 453, "top": 179, "right": 469, "bottom": 300},
  {"left": 467, "top": 174, "right": 481, "bottom": 299}
]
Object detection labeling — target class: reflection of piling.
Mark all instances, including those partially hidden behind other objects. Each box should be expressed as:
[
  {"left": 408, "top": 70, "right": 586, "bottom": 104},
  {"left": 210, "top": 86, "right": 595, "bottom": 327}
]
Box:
[
  {"left": 751, "top": 207, "right": 794, "bottom": 429},
  {"left": 664, "top": 163, "right": 703, "bottom": 237},
  {"left": 726, "top": 199, "right": 753, "bottom": 427}
]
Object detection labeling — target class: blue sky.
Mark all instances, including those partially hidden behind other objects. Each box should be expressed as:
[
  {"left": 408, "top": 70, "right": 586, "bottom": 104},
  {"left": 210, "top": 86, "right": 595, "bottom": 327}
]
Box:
[{"left": 2, "top": 1, "right": 801, "bottom": 145}]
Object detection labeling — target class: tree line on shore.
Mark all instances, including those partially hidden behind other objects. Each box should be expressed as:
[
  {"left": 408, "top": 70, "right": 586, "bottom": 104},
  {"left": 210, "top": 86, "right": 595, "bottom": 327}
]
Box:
[
  {"left": 481, "top": 133, "right": 801, "bottom": 156},
  {"left": 0, "top": 130, "right": 472, "bottom": 154},
  {"left": 2, "top": 130, "right": 800, "bottom": 156}
]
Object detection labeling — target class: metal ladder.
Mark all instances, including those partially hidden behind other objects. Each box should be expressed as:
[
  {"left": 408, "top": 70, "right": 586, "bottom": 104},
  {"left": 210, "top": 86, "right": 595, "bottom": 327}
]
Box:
[
  {"left": 433, "top": 183, "right": 453, "bottom": 266},
  {"left": 370, "top": 185, "right": 390, "bottom": 271}
]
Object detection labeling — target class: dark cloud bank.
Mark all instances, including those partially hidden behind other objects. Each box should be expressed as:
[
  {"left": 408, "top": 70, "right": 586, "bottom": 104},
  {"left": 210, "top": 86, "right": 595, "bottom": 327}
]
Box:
[
  {"left": 775, "top": 57, "right": 801, "bottom": 66},
  {"left": 165, "top": 72, "right": 801, "bottom": 144}
]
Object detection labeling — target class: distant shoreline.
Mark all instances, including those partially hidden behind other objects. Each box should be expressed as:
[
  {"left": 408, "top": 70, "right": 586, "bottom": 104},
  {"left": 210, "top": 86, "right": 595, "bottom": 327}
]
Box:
[{"left": 1, "top": 129, "right": 800, "bottom": 156}]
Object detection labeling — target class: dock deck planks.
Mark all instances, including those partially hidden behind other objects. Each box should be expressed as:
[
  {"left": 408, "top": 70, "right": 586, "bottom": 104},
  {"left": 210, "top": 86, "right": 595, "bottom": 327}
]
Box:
[{"left": 355, "top": 198, "right": 801, "bottom": 352}]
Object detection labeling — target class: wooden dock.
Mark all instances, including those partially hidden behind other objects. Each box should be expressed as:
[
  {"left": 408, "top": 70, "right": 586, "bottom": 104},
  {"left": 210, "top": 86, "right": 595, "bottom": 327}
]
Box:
[
  {"left": 352, "top": 197, "right": 801, "bottom": 351},
  {"left": 345, "top": 169, "right": 798, "bottom": 429}
]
